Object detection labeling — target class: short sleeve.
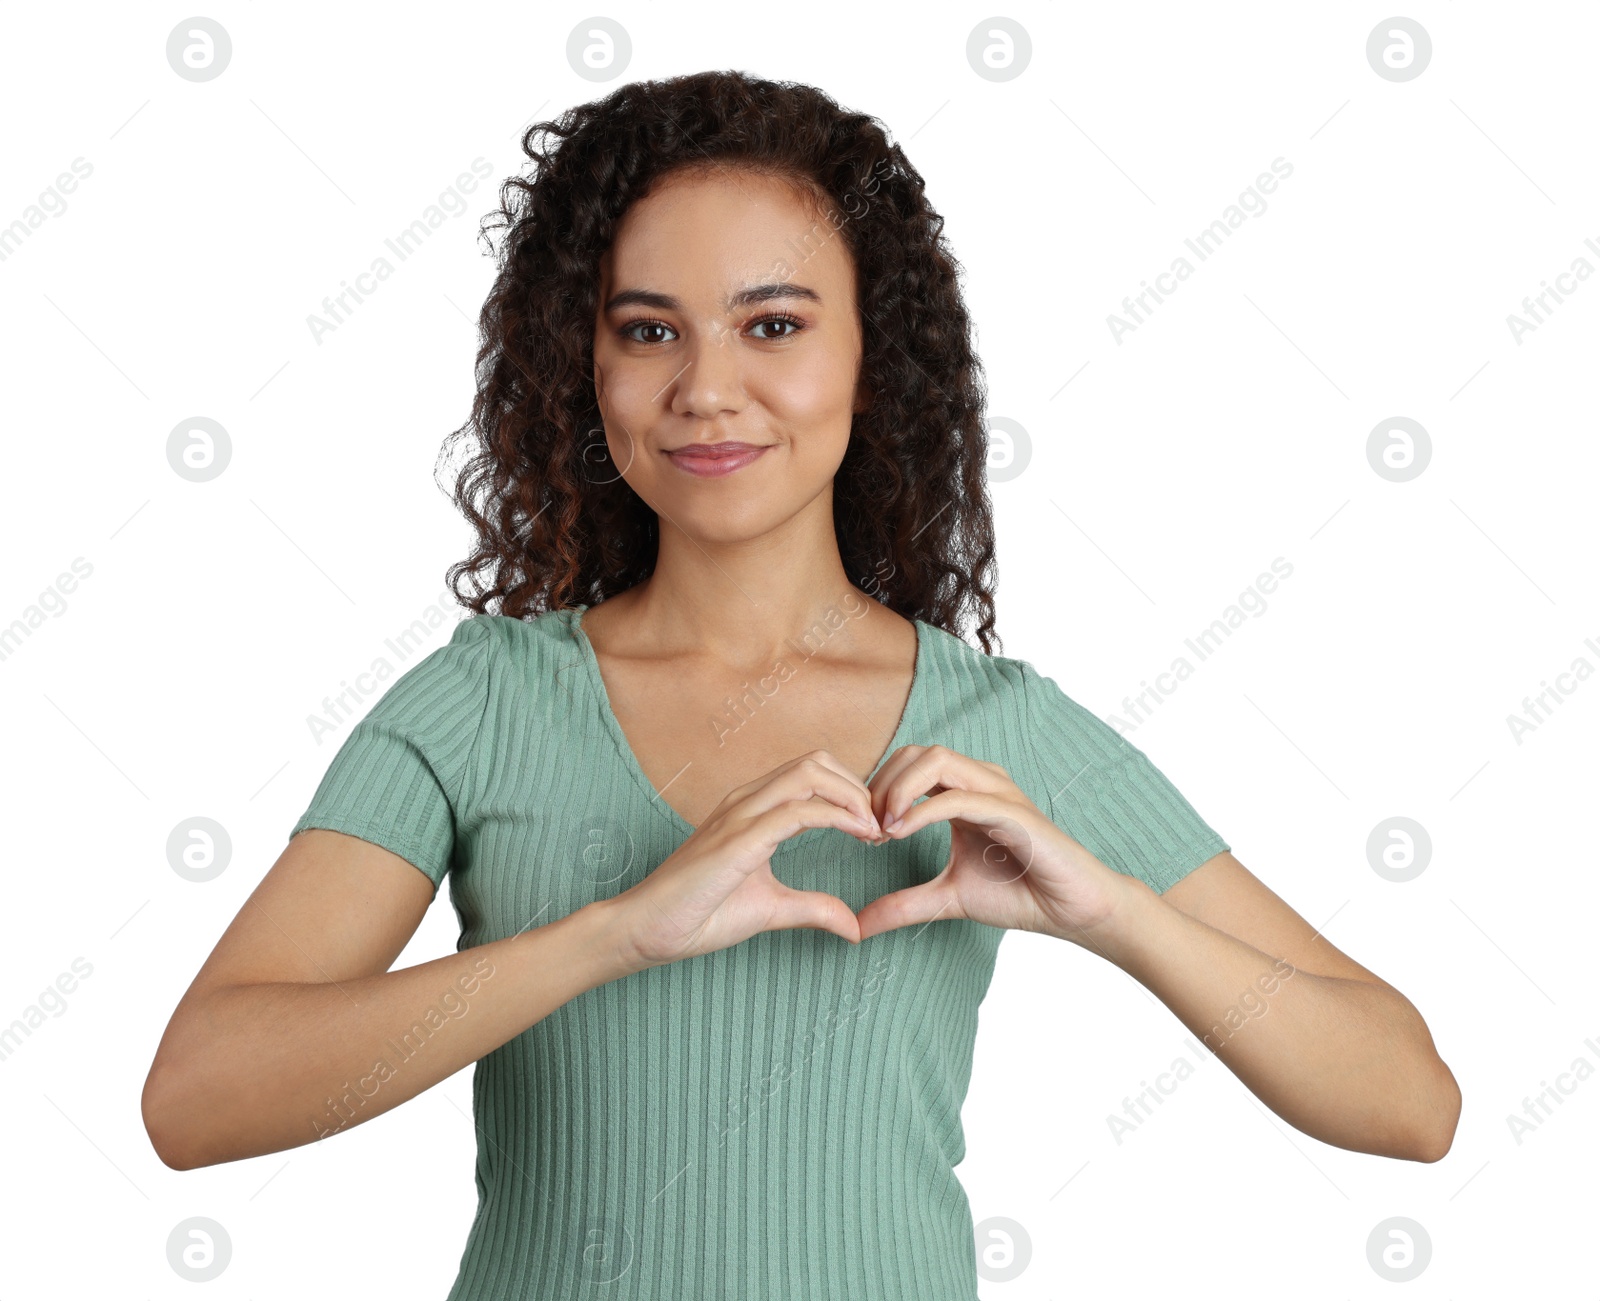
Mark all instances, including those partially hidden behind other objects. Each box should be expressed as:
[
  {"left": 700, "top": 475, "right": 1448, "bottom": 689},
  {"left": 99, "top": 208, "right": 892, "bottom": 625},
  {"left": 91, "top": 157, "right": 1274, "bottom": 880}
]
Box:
[
  {"left": 1016, "top": 661, "right": 1229, "bottom": 894},
  {"left": 288, "top": 616, "right": 495, "bottom": 893}
]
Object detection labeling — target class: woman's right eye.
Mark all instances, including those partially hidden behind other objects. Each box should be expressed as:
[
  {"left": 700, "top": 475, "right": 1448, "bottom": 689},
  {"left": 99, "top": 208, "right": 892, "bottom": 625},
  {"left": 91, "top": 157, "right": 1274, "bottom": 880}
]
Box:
[{"left": 622, "top": 319, "right": 676, "bottom": 345}]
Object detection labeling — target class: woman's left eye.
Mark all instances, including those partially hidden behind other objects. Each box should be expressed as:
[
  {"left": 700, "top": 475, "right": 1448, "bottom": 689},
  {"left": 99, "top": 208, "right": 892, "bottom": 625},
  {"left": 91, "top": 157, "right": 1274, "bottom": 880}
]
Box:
[{"left": 750, "top": 314, "right": 803, "bottom": 340}]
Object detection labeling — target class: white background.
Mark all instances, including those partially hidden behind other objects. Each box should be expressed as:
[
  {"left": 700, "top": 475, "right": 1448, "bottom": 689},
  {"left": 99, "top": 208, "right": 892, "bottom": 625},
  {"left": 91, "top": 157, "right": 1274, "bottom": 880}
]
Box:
[{"left": 1, "top": 2, "right": 1594, "bottom": 1296}]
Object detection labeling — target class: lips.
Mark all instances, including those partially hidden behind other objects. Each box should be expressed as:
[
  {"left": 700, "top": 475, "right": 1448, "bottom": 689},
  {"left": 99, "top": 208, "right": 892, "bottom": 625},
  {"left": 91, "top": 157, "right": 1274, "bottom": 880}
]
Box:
[
  {"left": 666, "top": 442, "right": 768, "bottom": 459},
  {"left": 664, "top": 442, "right": 773, "bottom": 478}
]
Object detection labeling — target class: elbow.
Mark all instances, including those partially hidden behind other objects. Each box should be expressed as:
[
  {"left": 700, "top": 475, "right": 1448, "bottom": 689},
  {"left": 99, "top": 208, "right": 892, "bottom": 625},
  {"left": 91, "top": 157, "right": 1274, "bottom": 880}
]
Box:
[
  {"left": 142, "top": 1065, "right": 206, "bottom": 1172},
  {"left": 1407, "top": 1059, "right": 1463, "bottom": 1163},
  {"left": 1409, "top": 1126, "right": 1455, "bottom": 1164}
]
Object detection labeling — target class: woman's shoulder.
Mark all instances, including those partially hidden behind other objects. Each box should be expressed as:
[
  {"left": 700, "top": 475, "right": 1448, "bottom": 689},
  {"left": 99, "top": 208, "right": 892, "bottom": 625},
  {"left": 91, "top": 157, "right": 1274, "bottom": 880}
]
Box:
[
  {"left": 913, "top": 620, "right": 1130, "bottom": 764},
  {"left": 913, "top": 616, "right": 1033, "bottom": 700},
  {"left": 370, "top": 608, "right": 577, "bottom": 712},
  {"left": 467, "top": 606, "right": 578, "bottom": 662},
  {"left": 467, "top": 604, "right": 576, "bottom": 640}
]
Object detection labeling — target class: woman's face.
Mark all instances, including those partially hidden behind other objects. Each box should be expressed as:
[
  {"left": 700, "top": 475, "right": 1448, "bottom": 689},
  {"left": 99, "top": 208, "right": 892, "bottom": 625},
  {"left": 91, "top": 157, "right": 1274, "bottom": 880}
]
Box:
[{"left": 592, "top": 166, "right": 865, "bottom": 543}]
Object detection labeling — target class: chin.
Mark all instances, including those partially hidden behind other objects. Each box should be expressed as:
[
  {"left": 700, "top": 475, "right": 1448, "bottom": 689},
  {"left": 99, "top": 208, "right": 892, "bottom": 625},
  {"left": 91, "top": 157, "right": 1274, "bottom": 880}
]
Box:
[{"left": 663, "top": 496, "right": 789, "bottom": 542}]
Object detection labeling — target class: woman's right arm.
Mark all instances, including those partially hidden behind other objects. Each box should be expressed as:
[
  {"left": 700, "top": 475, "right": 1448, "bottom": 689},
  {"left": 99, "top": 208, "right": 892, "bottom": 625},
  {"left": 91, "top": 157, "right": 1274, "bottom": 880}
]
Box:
[
  {"left": 140, "top": 828, "right": 641, "bottom": 1171},
  {"left": 143, "top": 749, "right": 882, "bottom": 1170}
]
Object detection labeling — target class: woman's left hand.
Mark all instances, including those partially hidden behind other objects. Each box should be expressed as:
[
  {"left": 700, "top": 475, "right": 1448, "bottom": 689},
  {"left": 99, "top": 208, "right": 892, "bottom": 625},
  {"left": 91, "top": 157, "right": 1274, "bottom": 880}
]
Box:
[{"left": 856, "top": 744, "right": 1139, "bottom": 948}]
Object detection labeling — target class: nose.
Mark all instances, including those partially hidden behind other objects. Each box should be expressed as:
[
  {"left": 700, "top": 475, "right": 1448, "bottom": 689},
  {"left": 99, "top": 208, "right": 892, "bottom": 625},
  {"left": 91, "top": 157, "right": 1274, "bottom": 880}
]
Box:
[{"left": 667, "top": 322, "right": 746, "bottom": 420}]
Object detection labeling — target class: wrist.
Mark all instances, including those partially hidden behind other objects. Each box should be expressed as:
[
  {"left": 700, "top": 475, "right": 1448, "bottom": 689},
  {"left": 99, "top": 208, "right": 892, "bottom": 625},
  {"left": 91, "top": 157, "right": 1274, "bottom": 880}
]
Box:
[
  {"left": 571, "top": 895, "right": 656, "bottom": 981},
  {"left": 1052, "top": 871, "right": 1160, "bottom": 956}
]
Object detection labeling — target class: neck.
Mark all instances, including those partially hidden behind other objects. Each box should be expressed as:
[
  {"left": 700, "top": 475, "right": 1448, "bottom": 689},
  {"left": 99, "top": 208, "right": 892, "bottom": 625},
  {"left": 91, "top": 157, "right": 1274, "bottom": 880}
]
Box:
[{"left": 602, "top": 498, "right": 877, "bottom": 668}]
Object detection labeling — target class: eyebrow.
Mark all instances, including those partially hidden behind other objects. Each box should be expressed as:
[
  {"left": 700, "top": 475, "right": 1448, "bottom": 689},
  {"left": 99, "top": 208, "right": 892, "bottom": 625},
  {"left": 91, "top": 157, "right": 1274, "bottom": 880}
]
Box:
[{"left": 603, "top": 282, "right": 822, "bottom": 314}]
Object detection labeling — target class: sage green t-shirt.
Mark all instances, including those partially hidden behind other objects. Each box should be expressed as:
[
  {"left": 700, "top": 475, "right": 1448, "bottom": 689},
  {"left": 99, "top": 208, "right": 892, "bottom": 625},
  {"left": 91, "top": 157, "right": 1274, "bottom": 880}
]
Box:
[{"left": 289, "top": 607, "right": 1229, "bottom": 1300}]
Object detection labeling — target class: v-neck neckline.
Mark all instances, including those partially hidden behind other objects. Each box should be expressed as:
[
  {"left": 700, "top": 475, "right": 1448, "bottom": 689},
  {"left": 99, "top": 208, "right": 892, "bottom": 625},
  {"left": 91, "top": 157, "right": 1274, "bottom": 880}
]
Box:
[{"left": 563, "top": 604, "right": 927, "bottom": 841}]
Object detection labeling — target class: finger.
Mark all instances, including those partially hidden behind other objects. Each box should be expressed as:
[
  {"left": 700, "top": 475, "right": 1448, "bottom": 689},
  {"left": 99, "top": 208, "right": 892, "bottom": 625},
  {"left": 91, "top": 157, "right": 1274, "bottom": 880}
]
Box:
[
  {"left": 725, "top": 748, "right": 862, "bottom": 807},
  {"left": 854, "top": 878, "right": 964, "bottom": 941},
  {"left": 871, "top": 746, "right": 1012, "bottom": 830},
  {"left": 882, "top": 787, "right": 1024, "bottom": 847},
  {"left": 776, "top": 750, "right": 876, "bottom": 826},
  {"left": 747, "top": 793, "right": 883, "bottom": 850},
  {"left": 864, "top": 745, "right": 946, "bottom": 826},
  {"left": 731, "top": 754, "right": 881, "bottom": 835},
  {"left": 863, "top": 743, "right": 933, "bottom": 800},
  {"left": 762, "top": 882, "right": 862, "bottom": 944}
]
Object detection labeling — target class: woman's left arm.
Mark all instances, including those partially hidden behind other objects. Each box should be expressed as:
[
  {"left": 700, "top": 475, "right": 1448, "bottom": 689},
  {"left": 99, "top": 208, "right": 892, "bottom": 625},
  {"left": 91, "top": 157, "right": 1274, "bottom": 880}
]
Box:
[
  {"left": 1065, "top": 850, "right": 1461, "bottom": 1163},
  {"left": 861, "top": 745, "right": 1463, "bottom": 1165}
]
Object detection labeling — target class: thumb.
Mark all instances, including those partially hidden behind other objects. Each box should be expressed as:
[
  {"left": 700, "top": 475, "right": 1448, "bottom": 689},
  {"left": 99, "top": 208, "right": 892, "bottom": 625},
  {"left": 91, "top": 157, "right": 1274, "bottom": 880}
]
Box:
[
  {"left": 764, "top": 884, "right": 863, "bottom": 945},
  {"left": 854, "top": 879, "right": 962, "bottom": 941}
]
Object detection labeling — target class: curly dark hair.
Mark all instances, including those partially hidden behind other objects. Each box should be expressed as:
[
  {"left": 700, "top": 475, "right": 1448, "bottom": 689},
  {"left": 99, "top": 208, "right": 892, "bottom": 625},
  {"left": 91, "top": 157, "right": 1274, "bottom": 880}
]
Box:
[{"left": 438, "top": 68, "right": 1001, "bottom": 653}]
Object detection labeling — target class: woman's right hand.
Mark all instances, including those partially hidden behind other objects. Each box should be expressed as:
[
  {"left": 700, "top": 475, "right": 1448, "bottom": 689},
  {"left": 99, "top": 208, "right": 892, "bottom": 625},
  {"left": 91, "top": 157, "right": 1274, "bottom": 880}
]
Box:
[{"left": 602, "top": 751, "right": 884, "bottom": 970}]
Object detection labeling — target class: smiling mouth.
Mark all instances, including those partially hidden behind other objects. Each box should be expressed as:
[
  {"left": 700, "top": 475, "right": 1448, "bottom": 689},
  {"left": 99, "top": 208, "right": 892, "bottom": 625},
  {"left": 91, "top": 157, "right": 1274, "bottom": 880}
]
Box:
[{"left": 664, "top": 442, "right": 774, "bottom": 477}]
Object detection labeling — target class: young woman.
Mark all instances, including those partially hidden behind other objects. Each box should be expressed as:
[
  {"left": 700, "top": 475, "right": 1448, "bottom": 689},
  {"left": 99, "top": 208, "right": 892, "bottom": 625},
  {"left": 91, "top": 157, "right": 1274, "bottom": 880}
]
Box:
[{"left": 142, "top": 70, "right": 1460, "bottom": 1300}]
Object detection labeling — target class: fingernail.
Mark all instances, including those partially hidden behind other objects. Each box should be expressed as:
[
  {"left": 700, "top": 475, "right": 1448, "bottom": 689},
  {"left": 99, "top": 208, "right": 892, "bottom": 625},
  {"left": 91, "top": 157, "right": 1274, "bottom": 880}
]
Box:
[{"left": 883, "top": 810, "right": 899, "bottom": 830}]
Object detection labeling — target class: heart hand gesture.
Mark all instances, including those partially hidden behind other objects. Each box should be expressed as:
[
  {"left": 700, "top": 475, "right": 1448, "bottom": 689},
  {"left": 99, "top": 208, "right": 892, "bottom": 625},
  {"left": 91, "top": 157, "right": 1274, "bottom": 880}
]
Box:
[{"left": 857, "top": 744, "right": 1139, "bottom": 948}]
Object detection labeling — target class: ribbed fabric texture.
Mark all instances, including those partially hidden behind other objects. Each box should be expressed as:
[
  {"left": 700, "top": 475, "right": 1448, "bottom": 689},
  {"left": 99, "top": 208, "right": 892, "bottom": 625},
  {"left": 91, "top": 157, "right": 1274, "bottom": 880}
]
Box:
[{"left": 290, "top": 607, "right": 1229, "bottom": 1300}]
